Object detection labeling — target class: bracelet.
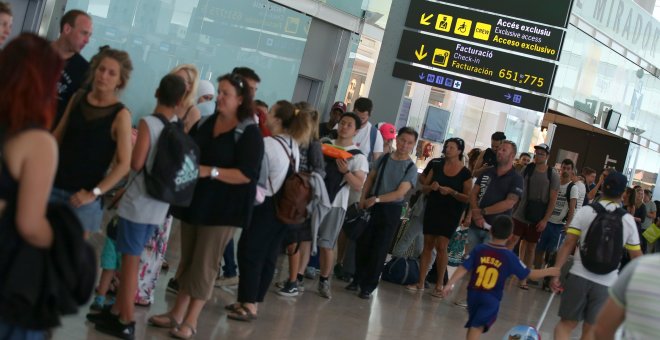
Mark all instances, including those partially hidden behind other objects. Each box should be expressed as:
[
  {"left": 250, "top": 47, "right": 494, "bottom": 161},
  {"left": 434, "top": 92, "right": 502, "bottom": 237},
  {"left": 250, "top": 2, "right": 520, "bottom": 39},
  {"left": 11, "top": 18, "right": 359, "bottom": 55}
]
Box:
[{"left": 452, "top": 190, "right": 458, "bottom": 197}]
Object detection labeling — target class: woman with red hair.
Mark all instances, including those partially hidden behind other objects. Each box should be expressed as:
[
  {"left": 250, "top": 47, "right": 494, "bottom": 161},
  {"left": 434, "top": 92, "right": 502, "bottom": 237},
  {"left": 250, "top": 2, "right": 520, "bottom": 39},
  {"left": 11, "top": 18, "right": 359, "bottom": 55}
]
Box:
[{"left": 0, "top": 33, "right": 64, "bottom": 339}]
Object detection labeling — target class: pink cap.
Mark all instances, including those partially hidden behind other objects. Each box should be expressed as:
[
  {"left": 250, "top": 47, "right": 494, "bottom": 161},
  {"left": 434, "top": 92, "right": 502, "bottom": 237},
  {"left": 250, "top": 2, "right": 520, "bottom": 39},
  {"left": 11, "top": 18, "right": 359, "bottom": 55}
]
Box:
[{"left": 379, "top": 123, "right": 396, "bottom": 140}]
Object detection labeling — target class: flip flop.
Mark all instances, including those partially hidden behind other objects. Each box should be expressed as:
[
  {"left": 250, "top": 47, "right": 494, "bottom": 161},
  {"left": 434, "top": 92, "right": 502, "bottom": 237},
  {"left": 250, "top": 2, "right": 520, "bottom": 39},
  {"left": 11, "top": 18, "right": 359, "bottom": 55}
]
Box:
[
  {"left": 430, "top": 289, "right": 444, "bottom": 298},
  {"left": 224, "top": 303, "right": 242, "bottom": 313},
  {"left": 148, "top": 313, "right": 180, "bottom": 329},
  {"left": 519, "top": 284, "right": 529, "bottom": 290},
  {"left": 169, "top": 322, "right": 196, "bottom": 339},
  {"left": 227, "top": 306, "right": 258, "bottom": 322}
]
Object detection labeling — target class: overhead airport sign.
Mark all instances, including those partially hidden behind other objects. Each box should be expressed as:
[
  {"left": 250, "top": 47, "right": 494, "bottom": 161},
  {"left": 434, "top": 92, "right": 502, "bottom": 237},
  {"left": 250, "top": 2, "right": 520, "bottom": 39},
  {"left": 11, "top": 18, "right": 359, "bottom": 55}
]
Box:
[
  {"left": 397, "top": 30, "right": 557, "bottom": 94},
  {"left": 405, "top": 1, "right": 566, "bottom": 61},
  {"left": 436, "top": 0, "right": 575, "bottom": 28},
  {"left": 393, "top": 62, "right": 548, "bottom": 112}
]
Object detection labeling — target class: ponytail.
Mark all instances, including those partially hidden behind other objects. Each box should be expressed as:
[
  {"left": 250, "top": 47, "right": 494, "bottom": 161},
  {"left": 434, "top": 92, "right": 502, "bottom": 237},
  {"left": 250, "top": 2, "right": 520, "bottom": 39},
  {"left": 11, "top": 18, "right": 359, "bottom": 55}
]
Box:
[{"left": 273, "top": 100, "right": 312, "bottom": 145}]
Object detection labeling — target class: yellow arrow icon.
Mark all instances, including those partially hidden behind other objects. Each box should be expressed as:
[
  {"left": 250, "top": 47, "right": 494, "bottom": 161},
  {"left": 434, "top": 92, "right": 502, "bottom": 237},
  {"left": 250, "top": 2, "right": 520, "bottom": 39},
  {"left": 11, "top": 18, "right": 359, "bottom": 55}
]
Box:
[
  {"left": 415, "top": 44, "right": 428, "bottom": 61},
  {"left": 420, "top": 13, "right": 433, "bottom": 26}
]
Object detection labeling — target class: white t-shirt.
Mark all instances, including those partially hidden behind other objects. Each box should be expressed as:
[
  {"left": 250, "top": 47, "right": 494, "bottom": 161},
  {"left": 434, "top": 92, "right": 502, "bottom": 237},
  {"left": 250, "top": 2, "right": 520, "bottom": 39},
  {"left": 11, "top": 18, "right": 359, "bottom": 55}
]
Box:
[
  {"left": 352, "top": 121, "right": 384, "bottom": 157},
  {"left": 330, "top": 143, "right": 369, "bottom": 208},
  {"left": 549, "top": 181, "right": 578, "bottom": 224},
  {"left": 574, "top": 180, "right": 586, "bottom": 211},
  {"left": 567, "top": 200, "right": 641, "bottom": 287},
  {"left": 264, "top": 135, "right": 300, "bottom": 196}
]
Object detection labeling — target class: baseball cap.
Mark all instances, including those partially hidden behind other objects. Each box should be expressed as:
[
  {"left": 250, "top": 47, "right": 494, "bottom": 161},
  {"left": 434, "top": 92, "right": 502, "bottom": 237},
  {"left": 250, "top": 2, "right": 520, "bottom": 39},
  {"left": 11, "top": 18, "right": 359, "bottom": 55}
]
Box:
[
  {"left": 603, "top": 172, "right": 627, "bottom": 197},
  {"left": 197, "top": 80, "right": 215, "bottom": 100},
  {"left": 534, "top": 143, "right": 550, "bottom": 154},
  {"left": 378, "top": 122, "right": 396, "bottom": 140},
  {"left": 331, "top": 101, "right": 347, "bottom": 113}
]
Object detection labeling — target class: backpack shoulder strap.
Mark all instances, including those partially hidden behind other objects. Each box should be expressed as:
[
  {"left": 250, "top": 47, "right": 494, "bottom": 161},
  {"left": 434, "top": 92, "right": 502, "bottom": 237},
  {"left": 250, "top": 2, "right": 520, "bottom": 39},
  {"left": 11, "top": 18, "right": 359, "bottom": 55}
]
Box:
[
  {"left": 152, "top": 113, "right": 170, "bottom": 126},
  {"left": 234, "top": 117, "right": 256, "bottom": 143},
  {"left": 590, "top": 202, "right": 606, "bottom": 214},
  {"left": 272, "top": 135, "right": 295, "bottom": 170},
  {"left": 566, "top": 182, "right": 575, "bottom": 200},
  {"left": 372, "top": 153, "right": 390, "bottom": 196},
  {"left": 348, "top": 149, "right": 363, "bottom": 156},
  {"left": 370, "top": 125, "right": 378, "bottom": 151}
]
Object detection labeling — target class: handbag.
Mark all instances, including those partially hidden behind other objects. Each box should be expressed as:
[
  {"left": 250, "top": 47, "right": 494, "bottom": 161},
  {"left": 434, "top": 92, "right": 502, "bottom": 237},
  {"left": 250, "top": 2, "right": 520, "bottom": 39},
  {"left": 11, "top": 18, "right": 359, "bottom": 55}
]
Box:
[
  {"left": 643, "top": 223, "right": 660, "bottom": 244},
  {"left": 343, "top": 203, "right": 370, "bottom": 240}
]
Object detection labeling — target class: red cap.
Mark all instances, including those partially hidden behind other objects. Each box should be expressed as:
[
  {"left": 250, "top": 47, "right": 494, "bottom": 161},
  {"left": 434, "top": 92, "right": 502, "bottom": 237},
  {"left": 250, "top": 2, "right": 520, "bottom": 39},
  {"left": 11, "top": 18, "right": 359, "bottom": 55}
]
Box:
[{"left": 331, "top": 101, "right": 347, "bottom": 112}]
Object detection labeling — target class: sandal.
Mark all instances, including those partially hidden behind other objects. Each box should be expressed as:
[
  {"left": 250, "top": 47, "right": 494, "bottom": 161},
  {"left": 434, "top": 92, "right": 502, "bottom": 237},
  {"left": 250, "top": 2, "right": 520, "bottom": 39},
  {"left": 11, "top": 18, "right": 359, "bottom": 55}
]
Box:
[
  {"left": 135, "top": 298, "right": 151, "bottom": 307},
  {"left": 430, "top": 289, "right": 444, "bottom": 298},
  {"left": 227, "top": 306, "right": 258, "bottom": 322},
  {"left": 169, "top": 322, "right": 196, "bottom": 339},
  {"left": 148, "top": 313, "right": 180, "bottom": 329},
  {"left": 224, "top": 303, "right": 242, "bottom": 313},
  {"left": 519, "top": 284, "right": 529, "bottom": 291}
]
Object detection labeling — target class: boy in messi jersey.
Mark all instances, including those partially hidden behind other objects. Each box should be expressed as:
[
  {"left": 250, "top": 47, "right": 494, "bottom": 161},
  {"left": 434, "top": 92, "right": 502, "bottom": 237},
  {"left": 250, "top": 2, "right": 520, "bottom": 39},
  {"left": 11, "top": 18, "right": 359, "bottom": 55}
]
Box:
[{"left": 443, "top": 215, "right": 559, "bottom": 339}]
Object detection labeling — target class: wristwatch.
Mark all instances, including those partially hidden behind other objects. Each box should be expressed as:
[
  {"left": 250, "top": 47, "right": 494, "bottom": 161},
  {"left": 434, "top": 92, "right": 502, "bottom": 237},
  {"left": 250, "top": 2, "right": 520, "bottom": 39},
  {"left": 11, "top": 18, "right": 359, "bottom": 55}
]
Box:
[
  {"left": 210, "top": 167, "right": 220, "bottom": 179},
  {"left": 375, "top": 197, "right": 381, "bottom": 203},
  {"left": 92, "top": 187, "right": 102, "bottom": 197}
]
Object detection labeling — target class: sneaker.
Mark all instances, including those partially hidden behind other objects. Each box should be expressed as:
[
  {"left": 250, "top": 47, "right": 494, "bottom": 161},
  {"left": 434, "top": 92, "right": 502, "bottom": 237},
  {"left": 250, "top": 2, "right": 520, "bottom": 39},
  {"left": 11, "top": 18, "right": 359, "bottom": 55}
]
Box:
[
  {"left": 95, "top": 317, "right": 135, "bottom": 340},
  {"left": 345, "top": 281, "right": 359, "bottom": 291},
  {"left": 318, "top": 280, "right": 331, "bottom": 299},
  {"left": 166, "top": 278, "right": 179, "bottom": 294},
  {"left": 86, "top": 307, "right": 117, "bottom": 325},
  {"left": 215, "top": 276, "right": 239, "bottom": 287},
  {"left": 90, "top": 296, "right": 105, "bottom": 311},
  {"left": 297, "top": 278, "right": 305, "bottom": 292},
  {"left": 304, "top": 266, "right": 318, "bottom": 280},
  {"left": 277, "top": 280, "right": 299, "bottom": 297}
]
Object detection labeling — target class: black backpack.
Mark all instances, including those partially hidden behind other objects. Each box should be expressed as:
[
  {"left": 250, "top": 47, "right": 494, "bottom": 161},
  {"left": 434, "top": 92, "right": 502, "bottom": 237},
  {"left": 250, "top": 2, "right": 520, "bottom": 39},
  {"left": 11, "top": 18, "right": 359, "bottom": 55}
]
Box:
[
  {"left": 144, "top": 113, "right": 200, "bottom": 207},
  {"left": 323, "top": 143, "right": 363, "bottom": 202},
  {"left": 579, "top": 203, "right": 626, "bottom": 274}
]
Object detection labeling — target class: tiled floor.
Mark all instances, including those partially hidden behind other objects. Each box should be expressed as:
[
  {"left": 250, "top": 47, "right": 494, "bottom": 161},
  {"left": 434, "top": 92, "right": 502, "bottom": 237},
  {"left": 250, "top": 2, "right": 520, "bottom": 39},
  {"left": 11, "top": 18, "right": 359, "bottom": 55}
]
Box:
[{"left": 51, "top": 223, "right": 573, "bottom": 340}]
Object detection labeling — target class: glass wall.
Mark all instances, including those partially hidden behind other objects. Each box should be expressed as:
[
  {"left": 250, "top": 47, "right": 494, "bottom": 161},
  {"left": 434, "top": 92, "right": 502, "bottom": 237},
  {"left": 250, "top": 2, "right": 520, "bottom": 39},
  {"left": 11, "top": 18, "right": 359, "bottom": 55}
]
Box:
[
  {"left": 64, "top": 0, "right": 310, "bottom": 120},
  {"left": 552, "top": 26, "right": 660, "bottom": 142},
  {"left": 400, "top": 82, "right": 543, "bottom": 170}
]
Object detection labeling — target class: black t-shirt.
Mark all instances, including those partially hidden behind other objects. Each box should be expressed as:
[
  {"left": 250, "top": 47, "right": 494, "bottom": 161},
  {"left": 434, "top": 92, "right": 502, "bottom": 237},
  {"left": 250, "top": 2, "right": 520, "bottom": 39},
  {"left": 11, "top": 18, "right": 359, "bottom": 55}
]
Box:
[
  {"left": 424, "top": 160, "right": 472, "bottom": 227},
  {"left": 55, "top": 53, "right": 89, "bottom": 128},
  {"left": 176, "top": 116, "right": 265, "bottom": 227},
  {"left": 474, "top": 167, "right": 524, "bottom": 225}
]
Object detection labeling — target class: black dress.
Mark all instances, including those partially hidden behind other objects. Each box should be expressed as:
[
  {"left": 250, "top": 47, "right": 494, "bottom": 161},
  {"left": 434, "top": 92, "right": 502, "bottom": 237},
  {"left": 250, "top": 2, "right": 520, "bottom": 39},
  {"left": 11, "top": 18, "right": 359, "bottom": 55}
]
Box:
[{"left": 423, "top": 159, "right": 472, "bottom": 238}]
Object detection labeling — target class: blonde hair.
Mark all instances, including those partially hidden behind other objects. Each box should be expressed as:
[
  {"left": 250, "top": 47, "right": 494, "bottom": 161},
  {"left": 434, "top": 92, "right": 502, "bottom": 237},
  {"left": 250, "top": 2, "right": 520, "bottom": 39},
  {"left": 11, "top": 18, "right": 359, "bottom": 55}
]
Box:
[
  {"left": 169, "top": 64, "right": 199, "bottom": 107},
  {"left": 273, "top": 100, "right": 312, "bottom": 145},
  {"left": 294, "top": 101, "right": 319, "bottom": 142},
  {"left": 87, "top": 46, "right": 133, "bottom": 90}
]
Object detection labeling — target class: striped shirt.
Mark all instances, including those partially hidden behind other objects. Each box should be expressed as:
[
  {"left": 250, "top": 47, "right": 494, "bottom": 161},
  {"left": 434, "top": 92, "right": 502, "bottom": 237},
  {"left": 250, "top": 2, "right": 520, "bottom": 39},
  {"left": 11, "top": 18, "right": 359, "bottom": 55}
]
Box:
[{"left": 610, "top": 254, "right": 660, "bottom": 339}]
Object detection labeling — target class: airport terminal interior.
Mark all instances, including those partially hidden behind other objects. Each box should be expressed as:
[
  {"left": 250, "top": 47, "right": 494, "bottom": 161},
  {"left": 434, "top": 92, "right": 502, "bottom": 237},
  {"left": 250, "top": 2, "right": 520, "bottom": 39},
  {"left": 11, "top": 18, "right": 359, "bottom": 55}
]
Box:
[{"left": 2, "top": 0, "right": 660, "bottom": 339}]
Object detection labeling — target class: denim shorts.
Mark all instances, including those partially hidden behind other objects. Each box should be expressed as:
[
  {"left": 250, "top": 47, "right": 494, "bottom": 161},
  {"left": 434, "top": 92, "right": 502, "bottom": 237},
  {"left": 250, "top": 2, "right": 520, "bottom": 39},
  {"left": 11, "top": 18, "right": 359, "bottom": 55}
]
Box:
[
  {"left": 50, "top": 187, "right": 103, "bottom": 233},
  {"left": 100, "top": 237, "right": 122, "bottom": 270},
  {"left": 115, "top": 217, "right": 156, "bottom": 256},
  {"left": 467, "top": 226, "right": 491, "bottom": 252}
]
